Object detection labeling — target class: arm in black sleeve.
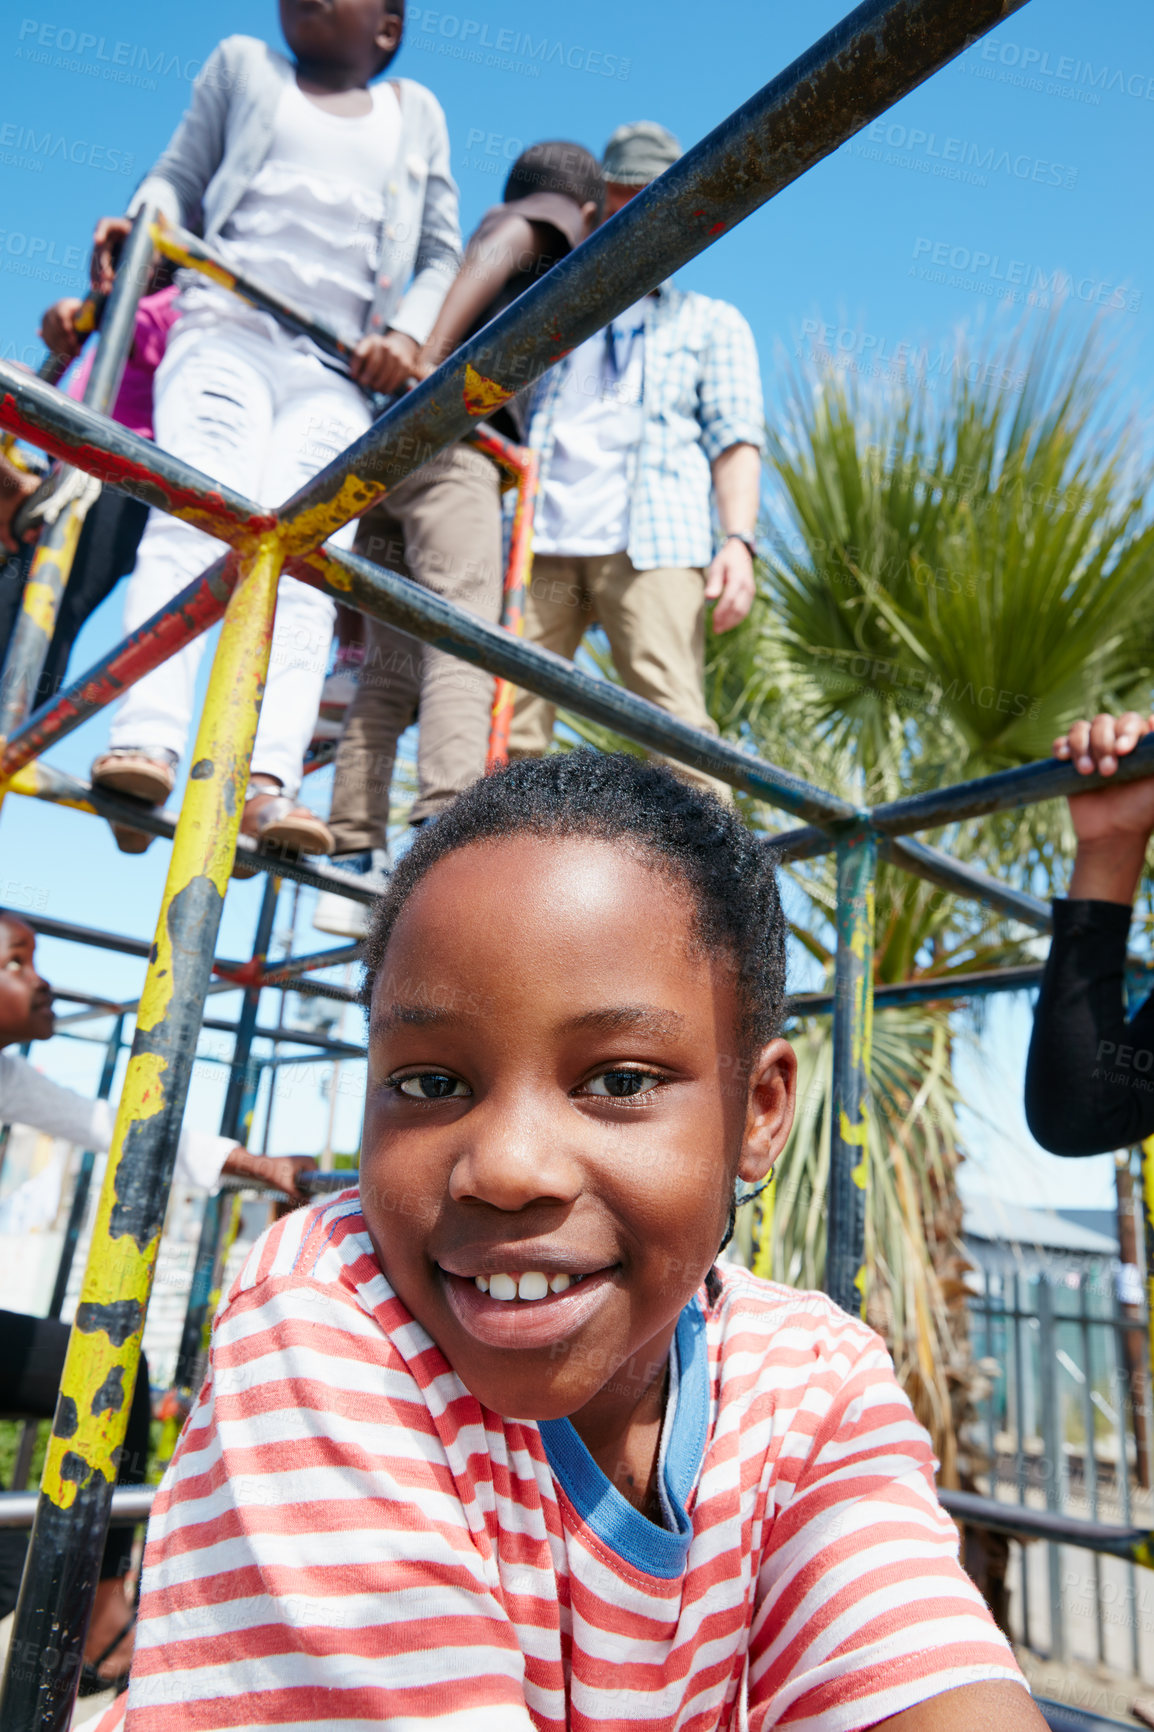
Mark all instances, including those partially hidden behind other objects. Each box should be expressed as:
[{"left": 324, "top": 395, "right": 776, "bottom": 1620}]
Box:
[{"left": 1025, "top": 898, "right": 1154, "bottom": 1155}]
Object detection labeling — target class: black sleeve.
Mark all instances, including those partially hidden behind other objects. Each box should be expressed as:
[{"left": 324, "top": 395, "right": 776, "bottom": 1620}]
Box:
[{"left": 1025, "top": 898, "right": 1154, "bottom": 1155}]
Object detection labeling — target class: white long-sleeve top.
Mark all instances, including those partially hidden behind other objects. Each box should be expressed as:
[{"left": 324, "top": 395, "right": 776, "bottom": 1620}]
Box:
[{"left": 0, "top": 1052, "right": 235, "bottom": 1191}]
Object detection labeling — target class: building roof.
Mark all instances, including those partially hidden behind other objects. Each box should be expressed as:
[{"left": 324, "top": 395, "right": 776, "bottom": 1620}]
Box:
[{"left": 963, "top": 1193, "right": 1118, "bottom": 1257}]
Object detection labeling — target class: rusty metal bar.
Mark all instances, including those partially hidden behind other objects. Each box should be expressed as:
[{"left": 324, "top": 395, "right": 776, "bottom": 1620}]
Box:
[
  {"left": 47, "top": 1014, "right": 125, "bottom": 1321},
  {"left": 151, "top": 219, "right": 359, "bottom": 366},
  {"left": 826, "top": 830, "right": 876, "bottom": 1316},
  {"left": 0, "top": 360, "right": 275, "bottom": 550},
  {"left": 173, "top": 879, "right": 281, "bottom": 1395},
  {"left": 0, "top": 534, "right": 284, "bottom": 1732},
  {"left": 870, "top": 732, "right": 1154, "bottom": 838},
  {"left": 0, "top": 554, "right": 238, "bottom": 782},
  {"left": 0, "top": 366, "right": 851, "bottom": 823},
  {"left": 788, "top": 962, "right": 1045, "bottom": 1018},
  {"left": 297, "top": 540, "right": 853, "bottom": 823},
  {"left": 8, "top": 760, "right": 379, "bottom": 909}
]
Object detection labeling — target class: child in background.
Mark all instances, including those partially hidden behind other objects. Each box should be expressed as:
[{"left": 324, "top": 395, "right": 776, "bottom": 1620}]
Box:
[
  {"left": 0, "top": 289, "right": 177, "bottom": 791},
  {"left": 119, "top": 755, "right": 1038, "bottom": 1730},
  {"left": 314, "top": 141, "right": 600, "bottom": 937},
  {"left": 29, "top": 290, "right": 180, "bottom": 721},
  {"left": 87, "top": 0, "right": 461, "bottom": 857}
]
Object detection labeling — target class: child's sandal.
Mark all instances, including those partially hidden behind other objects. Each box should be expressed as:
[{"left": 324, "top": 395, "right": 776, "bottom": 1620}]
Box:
[{"left": 233, "top": 792, "right": 334, "bottom": 878}]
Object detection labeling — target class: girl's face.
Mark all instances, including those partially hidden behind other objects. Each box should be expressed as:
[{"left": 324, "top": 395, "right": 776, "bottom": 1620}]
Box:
[
  {"left": 361, "top": 836, "right": 796, "bottom": 1437},
  {"left": 279, "top": 0, "right": 401, "bottom": 76}
]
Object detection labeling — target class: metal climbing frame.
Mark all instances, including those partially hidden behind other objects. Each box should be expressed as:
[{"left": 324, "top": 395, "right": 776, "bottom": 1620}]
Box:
[{"left": 4, "top": 0, "right": 1154, "bottom": 1722}]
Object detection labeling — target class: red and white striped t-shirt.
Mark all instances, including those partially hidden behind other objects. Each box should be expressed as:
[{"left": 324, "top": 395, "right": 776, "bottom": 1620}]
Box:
[{"left": 118, "top": 1190, "right": 1024, "bottom": 1730}]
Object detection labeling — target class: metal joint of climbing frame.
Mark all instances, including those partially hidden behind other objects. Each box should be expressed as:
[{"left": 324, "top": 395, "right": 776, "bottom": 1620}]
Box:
[
  {"left": 0, "top": 531, "right": 286, "bottom": 1731},
  {"left": 826, "top": 823, "right": 877, "bottom": 1318}
]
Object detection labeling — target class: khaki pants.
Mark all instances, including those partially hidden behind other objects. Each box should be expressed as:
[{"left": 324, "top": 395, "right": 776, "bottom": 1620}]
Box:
[
  {"left": 507, "top": 552, "right": 730, "bottom": 799},
  {"left": 328, "top": 443, "right": 503, "bottom": 850}
]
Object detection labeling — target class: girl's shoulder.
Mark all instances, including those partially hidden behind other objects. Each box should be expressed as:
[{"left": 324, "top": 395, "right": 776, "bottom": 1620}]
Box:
[
  {"left": 226, "top": 1187, "right": 379, "bottom": 1306},
  {"left": 708, "top": 1263, "right": 890, "bottom": 1374},
  {"left": 202, "top": 34, "right": 294, "bottom": 88}
]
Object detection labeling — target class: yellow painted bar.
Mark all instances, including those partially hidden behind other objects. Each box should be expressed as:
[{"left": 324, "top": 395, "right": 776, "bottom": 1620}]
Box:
[
  {"left": 40, "top": 531, "right": 282, "bottom": 1513},
  {"left": 39, "top": 538, "right": 282, "bottom": 1508}
]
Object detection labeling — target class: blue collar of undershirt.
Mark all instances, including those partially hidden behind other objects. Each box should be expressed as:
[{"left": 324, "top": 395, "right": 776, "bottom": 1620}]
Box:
[{"left": 538, "top": 1297, "right": 708, "bottom": 1580}]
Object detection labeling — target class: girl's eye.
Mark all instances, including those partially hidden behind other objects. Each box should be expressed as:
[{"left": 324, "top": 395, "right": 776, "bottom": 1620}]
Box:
[
  {"left": 395, "top": 1072, "right": 469, "bottom": 1100},
  {"left": 585, "top": 1069, "right": 660, "bottom": 1100},
  {"left": 4, "top": 960, "right": 21, "bottom": 974}
]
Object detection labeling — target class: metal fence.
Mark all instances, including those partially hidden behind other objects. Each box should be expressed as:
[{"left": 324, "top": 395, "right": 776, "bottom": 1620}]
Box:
[{"left": 967, "top": 1259, "right": 1153, "bottom": 1673}]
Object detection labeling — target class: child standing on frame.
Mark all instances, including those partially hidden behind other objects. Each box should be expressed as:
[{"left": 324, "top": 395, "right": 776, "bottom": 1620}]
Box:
[
  {"left": 105, "top": 754, "right": 1040, "bottom": 1731},
  {"left": 86, "top": 0, "right": 461, "bottom": 858},
  {"left": 314, "top": 139, "right": 602, "bottom": 937}
]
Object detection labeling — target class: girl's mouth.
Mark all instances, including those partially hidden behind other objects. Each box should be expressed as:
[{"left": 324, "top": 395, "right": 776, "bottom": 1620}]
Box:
[{"left": 439, "top": 1266, "right": 617, "bottom": 1349}]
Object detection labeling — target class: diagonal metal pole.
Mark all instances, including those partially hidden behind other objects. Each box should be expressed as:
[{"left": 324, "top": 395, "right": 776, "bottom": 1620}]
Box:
[
  {"left": 0, "top": 208, "right": 156, "bottom": 749},
  {"left": 47, "top": 1014, "right": 126, "bottom": 1321},
  {"left": 826, "top": 829, "right": 877, "bottom": 1316},
  {"left": 0, "top": 531, "right": 284, "bottom": 1732},
  {"left": 173, "top": 876, "right": 280, "bottom": 1395}
]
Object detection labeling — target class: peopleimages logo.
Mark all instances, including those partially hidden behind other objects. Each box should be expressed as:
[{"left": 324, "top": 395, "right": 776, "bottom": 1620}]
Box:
[
  {"left": 967, "top": 36, "right": 1154, "bottom": 104},
  {"left": 406, "top": 8, "right": 631, "bottom": 79},
  {"left": 0, "top": 122, "right": 134, "bottom": 175},
  {"left": 910, "top": 238, "right": 1141, "bottom": 313},
  {"left": 15, "top": 19, "right": 205, "bottom": 87},
  {"left": 853, "top": 118, "right": 1077, "bottom": 189}
]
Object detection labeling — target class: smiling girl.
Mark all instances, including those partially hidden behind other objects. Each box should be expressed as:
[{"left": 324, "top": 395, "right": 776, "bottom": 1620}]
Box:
[{"left": 115, "top": 754, "right": 1039, "bottom": 1730}]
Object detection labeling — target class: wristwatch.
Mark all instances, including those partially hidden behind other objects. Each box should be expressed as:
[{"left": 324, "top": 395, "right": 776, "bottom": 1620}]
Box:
[{"left": 725, "top": 531, "right": 757, "bottom": 557}]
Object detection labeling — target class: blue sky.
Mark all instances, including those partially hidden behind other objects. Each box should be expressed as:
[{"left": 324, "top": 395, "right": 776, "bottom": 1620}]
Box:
[{"left": 1, "top": 0, "right": 1150, "bottom": 1205}]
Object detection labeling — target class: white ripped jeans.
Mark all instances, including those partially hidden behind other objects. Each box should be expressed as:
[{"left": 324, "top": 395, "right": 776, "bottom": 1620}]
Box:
[{"left": 108, "top": 308, "right": 371, "bottom": 798}]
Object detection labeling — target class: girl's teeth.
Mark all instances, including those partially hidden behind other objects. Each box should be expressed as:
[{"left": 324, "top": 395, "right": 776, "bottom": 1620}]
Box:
[{"left": 472, "top": 1271, "right": 586, "bottom": 1300}]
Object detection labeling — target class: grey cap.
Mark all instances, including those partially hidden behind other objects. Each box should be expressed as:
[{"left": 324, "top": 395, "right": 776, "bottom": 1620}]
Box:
[{"left": 602, "top": 120, "right": 681, "bottom": 187}]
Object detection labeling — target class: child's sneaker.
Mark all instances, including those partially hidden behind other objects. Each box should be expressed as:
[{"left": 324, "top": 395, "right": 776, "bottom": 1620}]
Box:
[{"left": 313, "top": 849, "right": 389, "bottom": 940}]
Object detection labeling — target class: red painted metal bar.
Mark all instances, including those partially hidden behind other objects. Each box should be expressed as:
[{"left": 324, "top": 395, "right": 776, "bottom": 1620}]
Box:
[
  {"left": 484, "top": 443, "right": 538, "bottom": 772},
  {"left": 0, "top": 554, "right": 239, "bottom": 781},
  {"left": 0, "top": 362, "right": 274, "bottom": 550}
]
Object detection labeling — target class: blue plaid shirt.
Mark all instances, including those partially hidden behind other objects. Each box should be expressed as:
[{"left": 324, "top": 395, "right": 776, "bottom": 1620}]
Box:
[{"left": 525, "top": 285, "right": 765, "bottom": 572}]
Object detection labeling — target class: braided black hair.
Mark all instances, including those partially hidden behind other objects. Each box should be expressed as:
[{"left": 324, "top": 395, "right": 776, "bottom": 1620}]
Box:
[{"left": 360, "top": 752, "right": 787, "bottom": 1051}]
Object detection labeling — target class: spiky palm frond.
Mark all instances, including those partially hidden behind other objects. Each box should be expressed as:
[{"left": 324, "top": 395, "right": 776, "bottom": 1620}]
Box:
[{"left": 764, "top": 330, "right": 1154, "bottom": 798}]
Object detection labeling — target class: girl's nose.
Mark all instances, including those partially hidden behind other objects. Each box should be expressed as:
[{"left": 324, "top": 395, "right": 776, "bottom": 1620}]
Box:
[{"left": 448, "top": 1097, "right": 582, "bottom": 1212}]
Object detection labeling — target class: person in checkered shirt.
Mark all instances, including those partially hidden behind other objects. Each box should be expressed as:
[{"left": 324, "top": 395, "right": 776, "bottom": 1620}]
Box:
[{"left": 509, "top": 121, "right": 764, "bottom": 800}]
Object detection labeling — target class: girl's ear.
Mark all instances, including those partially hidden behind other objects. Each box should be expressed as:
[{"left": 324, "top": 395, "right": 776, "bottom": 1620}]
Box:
[{"left": 737, "top": 1038, "right": 797, "bottom": 1186}]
